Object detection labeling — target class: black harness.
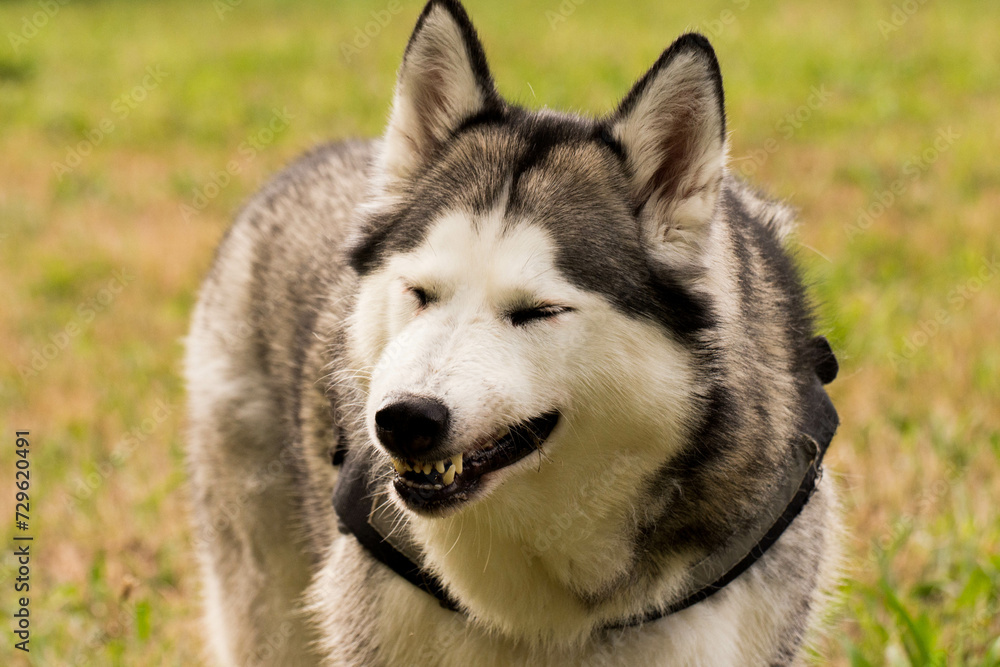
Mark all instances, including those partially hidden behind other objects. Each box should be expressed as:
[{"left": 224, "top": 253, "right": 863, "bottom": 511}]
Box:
[{"left": 333, "top": 337, "right": 839, "bottom": 628}]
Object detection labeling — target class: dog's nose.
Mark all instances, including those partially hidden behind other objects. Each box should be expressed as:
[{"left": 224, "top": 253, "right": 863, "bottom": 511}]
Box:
[{"left": 374, "top": 396, "right": 449, "bottom": 458}]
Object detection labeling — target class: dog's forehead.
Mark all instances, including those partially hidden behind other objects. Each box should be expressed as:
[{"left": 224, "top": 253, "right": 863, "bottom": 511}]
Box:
[
  {"left": 405, "top": 112, "right": 633, "bottom": 226},
  {"left": 394, "top": 206, "right": 563, "bottom": 294},
  {"left": 361, "top": 112, "right": 645, "bottom": 281},
  {"left": 353, "top": 111, "right": 715, "bottom": 342}
]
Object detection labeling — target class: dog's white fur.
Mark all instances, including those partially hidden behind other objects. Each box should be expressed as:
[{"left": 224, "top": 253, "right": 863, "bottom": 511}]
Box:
[
  {"left": 305, "top": 205, "right": 839, "bottom": 665},
  {"left": 311, "top": 487, "right": 837, "bottom": 667},
  {"left": 350, "top": 208, "right": 697, "bottom": 636}
]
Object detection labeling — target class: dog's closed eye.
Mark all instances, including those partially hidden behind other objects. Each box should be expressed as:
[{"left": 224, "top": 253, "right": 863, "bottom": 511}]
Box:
[
  {"left": 507, "top": 305, "right": 572, "bottom": 327},
  {"left": 407, "top": 285, "right": 435, "bottom": 309}
]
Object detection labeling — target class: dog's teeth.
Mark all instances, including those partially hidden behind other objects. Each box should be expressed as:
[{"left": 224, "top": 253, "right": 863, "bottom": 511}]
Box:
[
  {"left": 442, "top": 466, "right": 456, "bottom": 486},
  {"left": 422, "top": 461, "right": 432, "bottom": 475},
  {"left": 392, "top": 458, "right": 405, "bottom": 474},
  {"left": 451, "top": 454, "right": 463, "bottom": 475},
  {"left": 435, "top": 460, "right": 445, "bottom": 474}
]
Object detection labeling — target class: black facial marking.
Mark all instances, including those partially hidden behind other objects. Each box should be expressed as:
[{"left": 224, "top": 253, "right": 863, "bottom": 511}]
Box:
[
  {"left": 351, "top": 107, "right": 718, "bottom": 348},
  {"left": 451, "top": 106, "right": 510, "bottom": 138},
  {"left": 596, "top": 124, "right": 626, "bottom": 161},
  {"left": 506, "top": 115, "right": 599, "bottom": 205}
]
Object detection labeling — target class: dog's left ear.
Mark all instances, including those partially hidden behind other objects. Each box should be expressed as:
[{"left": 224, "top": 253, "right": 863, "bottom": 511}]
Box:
[
  {"left": 607, "top": 34, "right": 727, "bottom": 265},
  {"left": 377, "top": 0, "right": 501, "bottom": 189}
]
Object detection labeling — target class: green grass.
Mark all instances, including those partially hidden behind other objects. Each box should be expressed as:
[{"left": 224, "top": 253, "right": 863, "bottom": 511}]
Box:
[{"left": 1, "top": 0, "right": 998, "bottom": 664}]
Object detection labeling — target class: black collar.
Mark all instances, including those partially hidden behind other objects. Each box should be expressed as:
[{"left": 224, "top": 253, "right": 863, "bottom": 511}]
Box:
[{"left": 333, "top": 337, "right": 839, "bottom": 628}]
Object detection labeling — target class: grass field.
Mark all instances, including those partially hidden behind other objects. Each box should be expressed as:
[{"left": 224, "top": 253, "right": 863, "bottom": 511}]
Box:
[{"left": 1, "top": 0, "right": 998, "bottom": 664}]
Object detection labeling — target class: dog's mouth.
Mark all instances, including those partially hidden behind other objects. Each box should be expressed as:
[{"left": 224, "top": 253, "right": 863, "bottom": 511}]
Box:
[{"left": 390, "top": 411, "right": 560, "bottom": 512}]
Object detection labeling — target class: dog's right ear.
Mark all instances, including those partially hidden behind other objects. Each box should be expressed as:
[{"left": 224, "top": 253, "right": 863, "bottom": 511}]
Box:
[{"left": 377, "top": 0, "right": 501, "bottom": 188}]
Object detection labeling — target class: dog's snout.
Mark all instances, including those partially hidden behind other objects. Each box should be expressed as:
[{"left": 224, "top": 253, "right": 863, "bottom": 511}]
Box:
[{"left": 375, "top": 395, "right": 449, "bottom": 457}]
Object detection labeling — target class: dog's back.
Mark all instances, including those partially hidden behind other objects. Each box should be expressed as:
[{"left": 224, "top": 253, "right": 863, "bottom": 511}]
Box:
[{"left": 185, "top": 141, "right": 371, "bottom": 666}]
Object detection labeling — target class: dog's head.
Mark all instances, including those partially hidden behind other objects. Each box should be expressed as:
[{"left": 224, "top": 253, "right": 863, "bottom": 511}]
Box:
[
  {"left": 344, "top": 0, "right": 730, "bottom": 520},
  {"left": 335, "top": 1, "right": 832, "bottom": 640}
]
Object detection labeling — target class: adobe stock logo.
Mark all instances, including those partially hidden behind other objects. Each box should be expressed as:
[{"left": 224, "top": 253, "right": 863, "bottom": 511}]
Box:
[
  {"left": 340, "top": 1, "right": 404, "bottom": 64},
  {"left": 735, "top": 84, "right": 832, "bottom": 180},
  {"left": 889, "top": 256, "right": 999, "bottom": 371},
  {"left": 6, "top": 0, "right": 70, "bottom": 54},
  {"left": 546, "top": 0, "right": 586, "bottom": 30},
  {"left": 843, "top": 127, "right": 960, "bottom": 242},
  {"left": 878, "top": 0, "right": 931, "bottom": 39},
  {"left": 179, "top": 107, "right": 294, "bottom": 222},
  {"left": 17, "top": 268, "right": 135, "bottom": 380},
  {"left": 51, "top": 65, "right": 168, "bottom": 181}
]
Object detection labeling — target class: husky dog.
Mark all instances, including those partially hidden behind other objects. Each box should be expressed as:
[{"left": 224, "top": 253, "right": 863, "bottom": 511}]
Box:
[{"left": 185, "top": 1, "right": 842, "bottom": 665}]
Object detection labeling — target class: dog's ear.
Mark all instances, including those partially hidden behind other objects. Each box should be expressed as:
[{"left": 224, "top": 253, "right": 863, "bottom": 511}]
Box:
[
  {"left": 378, "top": 0, "right": 501, "bottom": 187},
  {"left": 607, "top": 34, "right": 727, "bottom": 266}
]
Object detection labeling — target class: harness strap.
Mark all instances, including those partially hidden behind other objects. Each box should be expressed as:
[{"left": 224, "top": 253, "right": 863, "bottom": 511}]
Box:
[
  {"left": 603, "top": 371, "right": 838, "bottom": 629},
  {"left": 332, "top": 337, "right": 839, "bottom": 627},
  {"left": 332, "top": 448, "right": 461, "bottom": 610}
]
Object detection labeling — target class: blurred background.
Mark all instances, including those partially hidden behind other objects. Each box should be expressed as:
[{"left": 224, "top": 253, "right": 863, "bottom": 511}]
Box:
[{"left": 1, "top": 0, "right": 997, "bottom": 664}]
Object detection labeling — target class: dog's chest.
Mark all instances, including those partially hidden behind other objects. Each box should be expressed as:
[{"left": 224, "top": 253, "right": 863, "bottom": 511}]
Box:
[{"left": 320, "top": 539, "right": 754, "bottom": 667}]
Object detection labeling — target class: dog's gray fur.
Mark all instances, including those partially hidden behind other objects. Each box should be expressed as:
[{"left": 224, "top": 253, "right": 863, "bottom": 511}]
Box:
[{"left": 185, "top": 2, "right": 841, "bottom": 665}]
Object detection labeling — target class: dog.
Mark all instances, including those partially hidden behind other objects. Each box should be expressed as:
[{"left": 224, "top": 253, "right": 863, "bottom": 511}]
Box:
[{"left": 184, "top": 1, "right": 842, "bottom": 664}]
